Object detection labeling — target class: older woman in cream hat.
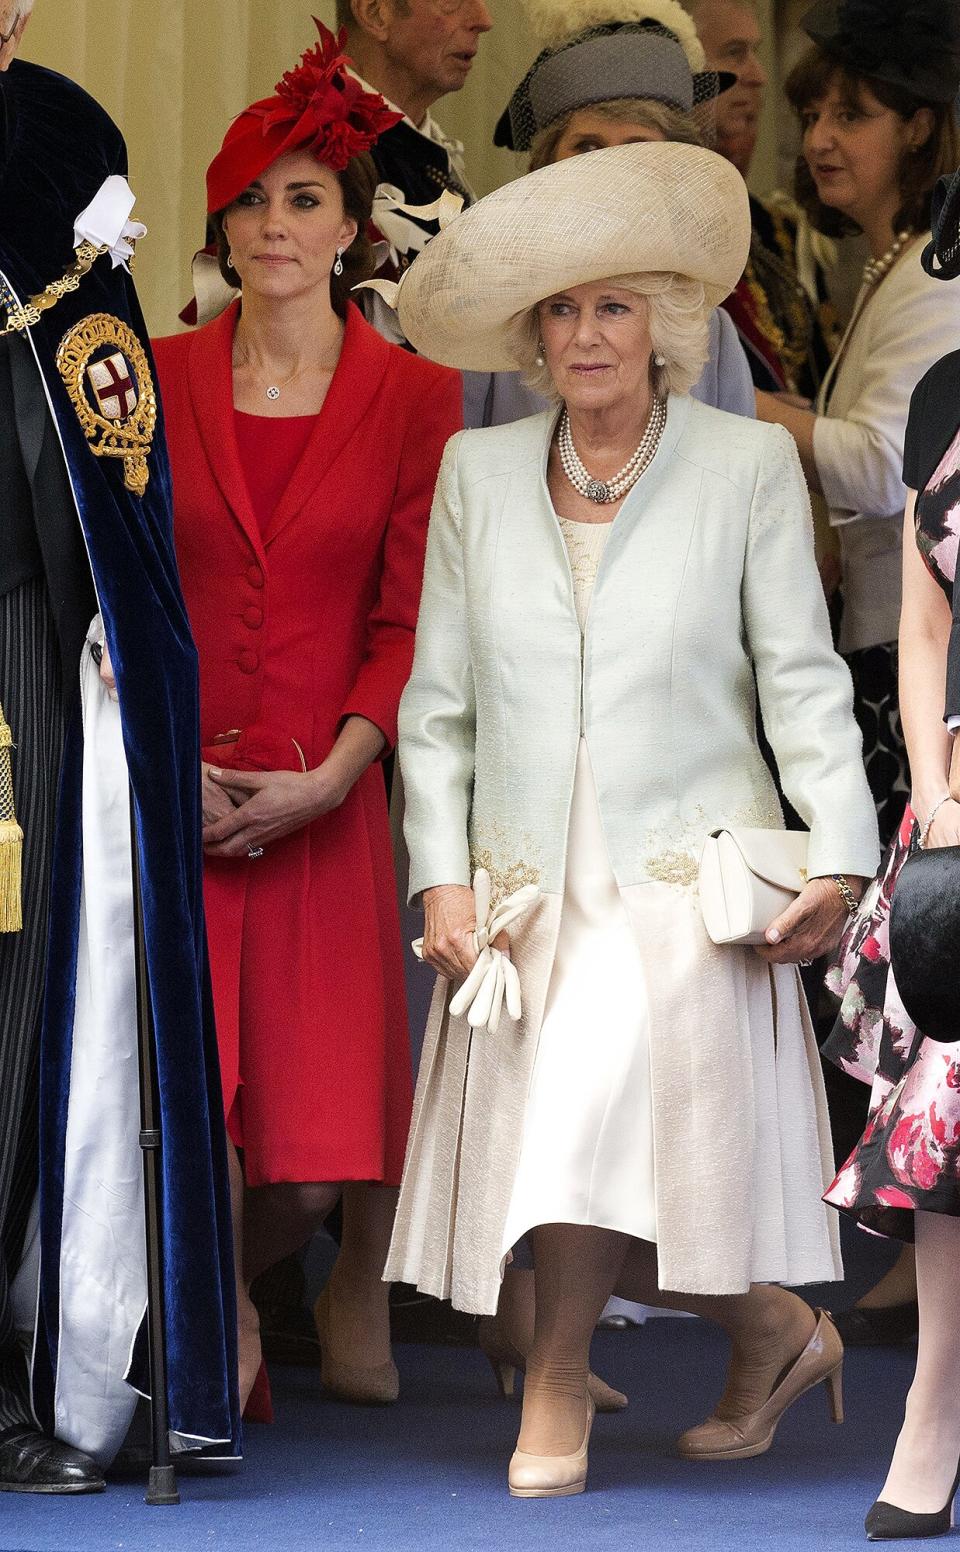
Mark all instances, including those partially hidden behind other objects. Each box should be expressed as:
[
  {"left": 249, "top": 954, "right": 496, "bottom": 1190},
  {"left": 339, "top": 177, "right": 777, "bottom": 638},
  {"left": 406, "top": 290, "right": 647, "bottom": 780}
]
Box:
[{"left": 376, "top": 141, "right": 879, "bottom": 1498}]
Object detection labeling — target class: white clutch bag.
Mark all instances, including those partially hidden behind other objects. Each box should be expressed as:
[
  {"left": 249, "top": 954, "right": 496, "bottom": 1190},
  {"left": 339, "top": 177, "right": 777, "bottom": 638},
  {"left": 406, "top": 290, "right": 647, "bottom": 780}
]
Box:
[{"left": 698, "top": 827, "right": 810, "bottom": 945}]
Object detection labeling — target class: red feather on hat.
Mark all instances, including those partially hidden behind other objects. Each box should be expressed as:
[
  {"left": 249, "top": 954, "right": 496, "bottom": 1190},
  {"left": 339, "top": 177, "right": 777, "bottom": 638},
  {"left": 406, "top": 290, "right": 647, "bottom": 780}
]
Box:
[
  {"left": 256, "top": 20, "right": 402, "bottom": 170},
  {"left": 206, "top": 18, "right": 402, "bottom": 213}
]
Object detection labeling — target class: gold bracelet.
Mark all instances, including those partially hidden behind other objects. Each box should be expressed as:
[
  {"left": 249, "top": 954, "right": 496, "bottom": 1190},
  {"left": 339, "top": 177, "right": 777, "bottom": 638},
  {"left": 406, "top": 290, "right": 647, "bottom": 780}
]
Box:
[
  {"left": 830, "top": 873, "right": 859, "bottom": 916},
  {"left": 919, "top": 793, "right": 951, "bottom": 849}
]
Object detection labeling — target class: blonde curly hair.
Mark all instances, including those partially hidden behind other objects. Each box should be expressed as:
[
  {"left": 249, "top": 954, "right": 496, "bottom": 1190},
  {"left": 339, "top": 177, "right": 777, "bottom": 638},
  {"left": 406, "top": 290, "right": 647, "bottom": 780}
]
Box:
[
  {"left": 528, "top": 96, "right": 703, "bottom": 170},
  {"left": 506, "top": 271, "right": 710, "bottom": 401}
]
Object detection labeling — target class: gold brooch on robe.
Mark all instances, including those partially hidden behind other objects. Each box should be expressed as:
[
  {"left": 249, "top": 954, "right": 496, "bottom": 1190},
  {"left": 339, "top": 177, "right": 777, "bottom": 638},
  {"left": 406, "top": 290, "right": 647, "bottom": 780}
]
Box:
[{"left": 56, "top": 313, "right": 157, "bottom": 496}]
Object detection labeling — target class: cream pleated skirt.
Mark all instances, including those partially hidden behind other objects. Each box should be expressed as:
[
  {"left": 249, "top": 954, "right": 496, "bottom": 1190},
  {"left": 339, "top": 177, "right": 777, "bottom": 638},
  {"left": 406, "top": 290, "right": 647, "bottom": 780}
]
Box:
[{"left": 501, "top": 739, "right": 658, "bottom": 1255}]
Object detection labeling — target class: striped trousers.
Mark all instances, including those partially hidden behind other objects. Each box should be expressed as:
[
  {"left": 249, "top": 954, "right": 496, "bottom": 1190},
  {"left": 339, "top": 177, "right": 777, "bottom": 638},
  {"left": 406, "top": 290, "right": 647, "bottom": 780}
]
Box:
[{"left": 0, "top": 577, "right": 64, "bottom": 1430}]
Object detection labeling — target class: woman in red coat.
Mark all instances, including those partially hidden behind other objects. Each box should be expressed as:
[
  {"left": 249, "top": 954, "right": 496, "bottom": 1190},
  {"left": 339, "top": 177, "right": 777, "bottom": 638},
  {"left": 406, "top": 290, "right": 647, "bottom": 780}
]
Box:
[{"left": 153, "top": 24, "right": 461, "bottom": 1412}]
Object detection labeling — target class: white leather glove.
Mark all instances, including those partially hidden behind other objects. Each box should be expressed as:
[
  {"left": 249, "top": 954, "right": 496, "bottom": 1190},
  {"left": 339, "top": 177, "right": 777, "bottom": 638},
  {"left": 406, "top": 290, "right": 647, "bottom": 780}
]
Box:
[{"left": 413, "top": 869, "right": 540, "bottom": 1035}]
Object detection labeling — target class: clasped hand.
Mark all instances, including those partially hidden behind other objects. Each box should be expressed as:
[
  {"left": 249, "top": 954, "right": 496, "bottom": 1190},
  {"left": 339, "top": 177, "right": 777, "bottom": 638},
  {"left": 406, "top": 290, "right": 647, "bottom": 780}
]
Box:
[
  {"left": 419, "top": 873, "right": 540, "bottom": 1034},
  {"left": 201, "top": 763, "right": 346, "bottom": 857},
  {"left": 420, "top": 883, "right": 508, "bottom": 979},
  {"left": 754, "top": 874, "right": 863, "bottom": 964}
]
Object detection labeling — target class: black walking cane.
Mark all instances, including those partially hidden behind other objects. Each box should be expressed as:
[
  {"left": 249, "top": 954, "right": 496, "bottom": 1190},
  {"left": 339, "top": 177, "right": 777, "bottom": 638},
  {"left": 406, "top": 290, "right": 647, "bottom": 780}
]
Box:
[{"left": 130, "top": 797, "right": 180, "bottom": 1507}]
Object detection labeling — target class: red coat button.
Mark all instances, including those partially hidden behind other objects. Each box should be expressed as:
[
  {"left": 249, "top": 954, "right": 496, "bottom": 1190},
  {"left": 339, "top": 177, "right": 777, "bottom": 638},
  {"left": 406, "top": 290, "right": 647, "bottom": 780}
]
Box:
[
  {"left": 243, "top": 606, "right": 263, "bottom": 630},
  {"left": 237, "top": 649, "right": 259, "bottom": 674},
  {"left": 246, "top": 565, "right": 265, "bottom": 589}
]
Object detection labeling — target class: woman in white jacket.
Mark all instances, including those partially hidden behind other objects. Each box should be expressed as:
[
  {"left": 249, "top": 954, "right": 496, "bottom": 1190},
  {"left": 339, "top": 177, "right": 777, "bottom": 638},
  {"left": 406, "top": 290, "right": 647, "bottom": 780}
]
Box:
[
  {"left": 375, "top": 142, "right": 879, "bottom": 1498},
  {"left": 756, "top": 0, "right": 960, "bottom": 847}
]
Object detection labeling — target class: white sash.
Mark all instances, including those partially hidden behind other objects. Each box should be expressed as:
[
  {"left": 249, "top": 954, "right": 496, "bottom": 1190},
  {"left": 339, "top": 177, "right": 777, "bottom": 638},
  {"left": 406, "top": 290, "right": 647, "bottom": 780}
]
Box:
[{"left": 53, "top": 618, "right": 144, "bottom": 1462}]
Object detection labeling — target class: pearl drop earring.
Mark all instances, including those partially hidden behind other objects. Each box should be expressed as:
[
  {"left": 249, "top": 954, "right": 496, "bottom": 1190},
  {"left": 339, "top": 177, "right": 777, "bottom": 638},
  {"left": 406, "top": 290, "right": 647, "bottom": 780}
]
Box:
[
  {"left": 654, "top": 352, "right": 666, "bottom": 367},
  {"left": 535, "top": 339, "right": 545, "bottom": 367},
  {"left": 334, "top": 247, "right": 345, "bottom": 277}
]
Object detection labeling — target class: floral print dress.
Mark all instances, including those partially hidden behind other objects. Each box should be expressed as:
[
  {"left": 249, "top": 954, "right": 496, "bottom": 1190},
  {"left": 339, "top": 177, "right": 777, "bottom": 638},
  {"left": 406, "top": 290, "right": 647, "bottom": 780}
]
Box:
[{"left": 823, "top": 419, "right": 960, "bottom": 1238}]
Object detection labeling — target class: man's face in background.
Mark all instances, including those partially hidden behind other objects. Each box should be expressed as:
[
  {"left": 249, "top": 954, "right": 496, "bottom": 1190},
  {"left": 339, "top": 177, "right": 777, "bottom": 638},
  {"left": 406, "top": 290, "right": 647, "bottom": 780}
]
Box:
[
  {"left": 0, "top": 1, "right": 31, "bottom": 72},
  {"left": 694, "top": 0, "right": 767, "bottom": 176}
]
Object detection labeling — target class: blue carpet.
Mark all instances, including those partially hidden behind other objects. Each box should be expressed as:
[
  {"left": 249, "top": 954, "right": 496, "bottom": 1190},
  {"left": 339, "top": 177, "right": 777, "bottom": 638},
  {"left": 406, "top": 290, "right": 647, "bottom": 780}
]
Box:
[{"left": 0, "top": 1232, "right": 924, "bottom": 1552}]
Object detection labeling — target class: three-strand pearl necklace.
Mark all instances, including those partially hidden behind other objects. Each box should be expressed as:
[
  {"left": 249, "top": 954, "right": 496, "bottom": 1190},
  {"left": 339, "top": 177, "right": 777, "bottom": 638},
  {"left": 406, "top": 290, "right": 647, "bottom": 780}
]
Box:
[{"left": 558, "top": 397, "right": 667, "bottom": 504}]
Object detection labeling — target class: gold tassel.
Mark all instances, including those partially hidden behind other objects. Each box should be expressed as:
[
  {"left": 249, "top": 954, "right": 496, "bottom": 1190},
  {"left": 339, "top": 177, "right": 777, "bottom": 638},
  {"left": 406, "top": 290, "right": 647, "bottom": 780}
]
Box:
[{"left": 0, "top": 702, "right": 23, "bottom": 934}]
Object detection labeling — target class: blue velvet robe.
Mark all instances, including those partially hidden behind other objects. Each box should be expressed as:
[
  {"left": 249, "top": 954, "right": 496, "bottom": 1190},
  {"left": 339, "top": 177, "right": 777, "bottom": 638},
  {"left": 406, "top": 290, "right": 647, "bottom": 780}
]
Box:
[{"left": 0, "top": 58, "right": 239, "bottom": 1454}]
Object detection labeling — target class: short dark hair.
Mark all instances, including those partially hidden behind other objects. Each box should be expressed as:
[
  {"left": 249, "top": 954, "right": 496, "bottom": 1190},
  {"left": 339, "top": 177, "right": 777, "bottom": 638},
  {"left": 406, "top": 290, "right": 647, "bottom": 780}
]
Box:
[
  {"left": 211, "top": 151, "right": 378, "bottom": 318},
  {"left": 785, "top": 46, "right": 960, "bottom": 238}
]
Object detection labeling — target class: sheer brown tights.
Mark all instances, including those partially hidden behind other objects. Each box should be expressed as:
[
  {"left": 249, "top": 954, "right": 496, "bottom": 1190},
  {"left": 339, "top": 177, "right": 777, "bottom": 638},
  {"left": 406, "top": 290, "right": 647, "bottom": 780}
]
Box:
[
  {"left": 518, "top": 1224, "right": 629, "bottom": 1455},
  {"left": 613, "top": 1239, "right": 816, "bottom": 1421},
  {"left": 232, "top": 1148, "right": 390, "bottom": 1407}
]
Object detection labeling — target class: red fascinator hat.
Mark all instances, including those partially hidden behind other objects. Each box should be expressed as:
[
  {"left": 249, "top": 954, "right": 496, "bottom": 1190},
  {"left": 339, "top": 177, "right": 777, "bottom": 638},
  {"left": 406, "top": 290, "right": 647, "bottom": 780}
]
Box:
[{"left": 205, "top": 17, "right": 402, "bottom": 214}]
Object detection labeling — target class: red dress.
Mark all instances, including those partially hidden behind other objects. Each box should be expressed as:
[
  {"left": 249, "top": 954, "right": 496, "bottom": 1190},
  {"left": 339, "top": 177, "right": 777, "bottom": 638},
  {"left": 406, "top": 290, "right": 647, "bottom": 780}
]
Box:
[{"left": 153, "top": 302, "right": 462, "bottom": 1186}]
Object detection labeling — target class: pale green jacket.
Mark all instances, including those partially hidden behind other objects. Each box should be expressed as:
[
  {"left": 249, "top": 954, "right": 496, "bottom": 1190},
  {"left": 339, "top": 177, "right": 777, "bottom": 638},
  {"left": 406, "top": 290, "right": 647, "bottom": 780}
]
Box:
[{"left": 399, "top": 394, "right": 879, "bottom": 909}]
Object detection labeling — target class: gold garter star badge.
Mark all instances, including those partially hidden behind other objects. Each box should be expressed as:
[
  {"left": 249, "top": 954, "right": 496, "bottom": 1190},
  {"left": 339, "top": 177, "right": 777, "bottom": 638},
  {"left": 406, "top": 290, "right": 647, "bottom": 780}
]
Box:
[{"left": 55, "top": 312, "right": 157, "bottom": 496}]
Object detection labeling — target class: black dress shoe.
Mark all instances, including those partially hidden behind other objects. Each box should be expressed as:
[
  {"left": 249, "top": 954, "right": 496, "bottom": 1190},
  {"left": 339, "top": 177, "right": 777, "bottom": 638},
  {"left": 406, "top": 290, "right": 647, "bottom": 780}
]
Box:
[
  {"left": 866, "top": 1459, "right": 960, "bottom": 1541},
  {"left": 833, "top": 1302, "right": 919, "bottom": 1347},
  {"left": 0, "top": 1425, "right": 105, "bottom": 1494}
]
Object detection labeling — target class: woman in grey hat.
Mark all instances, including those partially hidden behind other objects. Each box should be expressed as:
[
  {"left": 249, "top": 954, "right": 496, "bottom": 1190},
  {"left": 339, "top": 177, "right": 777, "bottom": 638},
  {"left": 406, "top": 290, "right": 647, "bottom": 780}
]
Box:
[{"left": 462, "top": 0, "right": 756, "bottom": 429}]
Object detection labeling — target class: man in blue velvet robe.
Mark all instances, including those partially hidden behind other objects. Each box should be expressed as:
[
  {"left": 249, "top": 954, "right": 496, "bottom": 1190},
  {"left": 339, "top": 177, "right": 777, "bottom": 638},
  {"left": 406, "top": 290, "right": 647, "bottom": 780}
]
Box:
[{"left": 0, "top": 4, "right": 238, "bottom": 1490}]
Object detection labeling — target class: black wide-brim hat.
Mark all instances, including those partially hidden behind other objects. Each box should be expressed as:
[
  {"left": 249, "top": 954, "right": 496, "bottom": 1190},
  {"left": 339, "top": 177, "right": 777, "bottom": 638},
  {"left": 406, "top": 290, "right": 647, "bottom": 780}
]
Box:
[
  {"left": 801, "top": 0, "right": 960, "bottom": 105},
  {"left": 888, "top": 846, "right": 960, "bottom": 1043}
]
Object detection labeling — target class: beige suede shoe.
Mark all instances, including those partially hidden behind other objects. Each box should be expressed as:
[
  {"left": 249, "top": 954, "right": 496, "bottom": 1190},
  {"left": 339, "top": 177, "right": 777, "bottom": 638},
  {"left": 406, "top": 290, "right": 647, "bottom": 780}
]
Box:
[
  {"left": 676, "top": 1307, "right": 844, "bottom": 1461},
  {"left": 313, "top": 1288, "right": 400, "bottom": 1406}
]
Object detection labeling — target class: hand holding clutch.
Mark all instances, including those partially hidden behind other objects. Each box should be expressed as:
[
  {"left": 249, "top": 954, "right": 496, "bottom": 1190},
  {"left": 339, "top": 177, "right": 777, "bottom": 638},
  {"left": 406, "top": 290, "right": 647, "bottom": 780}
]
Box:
[{"left": 414, "top": 869, "right": 540, "bottom": 1035}]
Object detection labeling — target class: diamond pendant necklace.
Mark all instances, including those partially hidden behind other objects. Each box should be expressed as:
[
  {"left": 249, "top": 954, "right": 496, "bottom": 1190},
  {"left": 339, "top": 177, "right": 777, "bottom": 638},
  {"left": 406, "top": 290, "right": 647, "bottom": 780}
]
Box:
[
  {"left": 233, "top": 338, "right": 321, "bottom": 402},
  {"left": 558, "top": 397, "right": 667, "bottom": 503},
  {"left": 243, "top": 358, "right": 318, "bottom": 402}
]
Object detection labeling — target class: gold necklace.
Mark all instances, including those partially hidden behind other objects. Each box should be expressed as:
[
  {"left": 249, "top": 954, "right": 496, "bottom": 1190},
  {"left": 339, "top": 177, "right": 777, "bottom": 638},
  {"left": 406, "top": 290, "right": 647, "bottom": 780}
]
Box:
[
  {"left": 233, "top": 351, "right": 321, "bottom": 402},
  {"left": 1, "top": 241, "right": 108, "bottom": 336}
]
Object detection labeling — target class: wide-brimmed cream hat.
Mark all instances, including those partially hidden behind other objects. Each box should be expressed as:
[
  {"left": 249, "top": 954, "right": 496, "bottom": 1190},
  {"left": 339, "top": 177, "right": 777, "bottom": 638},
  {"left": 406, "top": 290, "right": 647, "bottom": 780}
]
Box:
[{"left": 362, "top": 141, "right": 750, "bottom": 372}]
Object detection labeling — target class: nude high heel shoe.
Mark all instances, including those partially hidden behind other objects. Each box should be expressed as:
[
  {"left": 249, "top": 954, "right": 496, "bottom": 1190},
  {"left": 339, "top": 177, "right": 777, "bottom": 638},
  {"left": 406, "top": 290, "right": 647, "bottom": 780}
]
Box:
[
  {"left": 676, "top": 1308, "right": 844, "bottom": 1461},
  {"left": 478, "top": 1316, "right": 628, "bottom": 1412},
  {"left": 508, "top": 1397, "right": 595, "bottom": 1499},
  {"left": 313, "top": 1287, "right": 400, "bottom": 1406}
]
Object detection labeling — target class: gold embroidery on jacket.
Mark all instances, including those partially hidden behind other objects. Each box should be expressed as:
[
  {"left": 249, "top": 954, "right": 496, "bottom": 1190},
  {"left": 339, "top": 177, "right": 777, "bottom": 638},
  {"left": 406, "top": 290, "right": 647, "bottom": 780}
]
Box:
[
  {"left": 470, "top": 819, "right": 543, "bottom": 905},
  {"left": 640, "top": 794, "right": 782, "bottom": 890},
  {"left": 645, "top": 849, "right": 699, "bottom": 887}
]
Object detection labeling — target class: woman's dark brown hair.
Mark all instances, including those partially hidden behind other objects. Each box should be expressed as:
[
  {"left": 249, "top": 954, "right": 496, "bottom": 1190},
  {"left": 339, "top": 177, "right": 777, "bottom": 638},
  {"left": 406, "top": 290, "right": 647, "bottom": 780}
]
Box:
[
  {"left": 785, "top": 45, "right": 960, "bottom": 238},
  {"left": 211, "top": 150, "right": 378, "bottom": 317}
]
